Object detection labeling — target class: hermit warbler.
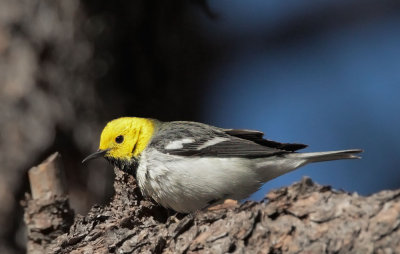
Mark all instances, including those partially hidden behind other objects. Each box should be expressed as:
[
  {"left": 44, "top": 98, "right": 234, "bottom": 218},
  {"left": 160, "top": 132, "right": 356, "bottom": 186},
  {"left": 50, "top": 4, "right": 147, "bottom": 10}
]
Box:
[{"left": 83, "top": 117, "right": 362, "bottom": 213}]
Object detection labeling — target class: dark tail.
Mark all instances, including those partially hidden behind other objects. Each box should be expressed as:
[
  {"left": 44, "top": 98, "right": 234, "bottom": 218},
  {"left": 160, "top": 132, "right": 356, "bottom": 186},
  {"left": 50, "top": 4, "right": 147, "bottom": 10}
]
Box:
[{"left": 290, "top": 149, "right": 363, "bottom": 163}]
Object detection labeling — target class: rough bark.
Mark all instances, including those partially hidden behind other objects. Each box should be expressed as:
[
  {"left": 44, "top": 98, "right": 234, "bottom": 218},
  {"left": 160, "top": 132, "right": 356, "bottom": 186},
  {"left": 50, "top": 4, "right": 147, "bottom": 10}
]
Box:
[
  {"left": 23, "top": 154, "right": 400, "bottom": 254},
  {"left": 22, "top": 153, "right": 74, "bottom": 254}
]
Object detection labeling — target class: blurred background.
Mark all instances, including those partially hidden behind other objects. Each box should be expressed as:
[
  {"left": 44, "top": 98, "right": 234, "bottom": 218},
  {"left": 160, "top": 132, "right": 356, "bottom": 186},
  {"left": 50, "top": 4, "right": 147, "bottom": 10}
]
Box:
[{"left": 1, "top": 0, "right": 400, "bottom": 252}]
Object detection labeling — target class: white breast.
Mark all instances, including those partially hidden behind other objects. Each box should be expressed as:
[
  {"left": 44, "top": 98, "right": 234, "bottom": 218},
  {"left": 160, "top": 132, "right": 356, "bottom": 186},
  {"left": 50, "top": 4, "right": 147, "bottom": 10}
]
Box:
[{"left": 136, "top": 148, "right": 262, "bottom": 213}]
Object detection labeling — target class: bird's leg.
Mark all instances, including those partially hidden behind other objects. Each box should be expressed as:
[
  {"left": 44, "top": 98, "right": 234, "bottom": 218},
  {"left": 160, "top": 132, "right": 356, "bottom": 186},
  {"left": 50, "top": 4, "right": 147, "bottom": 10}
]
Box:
[{"left": 166, "top": 209, "right": 182, "bottom": 224}]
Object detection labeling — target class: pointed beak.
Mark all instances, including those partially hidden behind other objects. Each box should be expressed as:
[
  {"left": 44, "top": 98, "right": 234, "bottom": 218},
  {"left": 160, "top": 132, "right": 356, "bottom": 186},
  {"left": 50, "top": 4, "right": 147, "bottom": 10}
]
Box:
[{"left": 82, "top": 149, "right": 109, "bottom": 164}]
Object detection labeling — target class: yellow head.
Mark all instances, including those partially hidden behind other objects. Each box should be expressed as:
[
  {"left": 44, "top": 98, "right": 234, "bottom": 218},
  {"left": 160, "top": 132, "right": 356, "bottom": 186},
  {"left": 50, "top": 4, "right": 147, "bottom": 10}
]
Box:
[{"left": 82, "top": 117, "right": 156, "bottom": 164}]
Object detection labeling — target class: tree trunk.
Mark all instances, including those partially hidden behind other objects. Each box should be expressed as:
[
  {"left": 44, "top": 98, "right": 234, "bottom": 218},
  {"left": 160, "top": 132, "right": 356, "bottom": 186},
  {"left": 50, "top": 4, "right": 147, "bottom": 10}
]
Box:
[{"left": 23, "top": 154, "right": 400, "bottom": 253}]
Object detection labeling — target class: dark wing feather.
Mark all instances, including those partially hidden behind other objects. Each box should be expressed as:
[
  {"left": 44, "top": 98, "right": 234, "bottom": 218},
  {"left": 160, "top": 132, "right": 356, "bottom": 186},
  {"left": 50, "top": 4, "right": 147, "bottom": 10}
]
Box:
[
  {"left": 168, "top": 138, "right": 287, "bottom": 158},
  {"left": 150, "top": 122, "right": 291, "bottom": 158},
  {"left": 224, "top": 129, "right": 307, "bottom": 152}
]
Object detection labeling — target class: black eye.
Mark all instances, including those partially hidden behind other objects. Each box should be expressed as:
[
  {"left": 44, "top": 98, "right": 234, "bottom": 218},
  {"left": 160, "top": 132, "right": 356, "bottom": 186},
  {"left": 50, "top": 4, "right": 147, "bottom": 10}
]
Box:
[{"left": 115, "top": 135, "right": 124, "bottom": 143}]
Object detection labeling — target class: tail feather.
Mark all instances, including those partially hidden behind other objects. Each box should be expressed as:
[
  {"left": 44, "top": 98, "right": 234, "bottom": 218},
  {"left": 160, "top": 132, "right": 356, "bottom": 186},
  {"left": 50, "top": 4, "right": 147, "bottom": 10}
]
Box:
[
  {"left": 255, "top": 149, "right": 362, "bottom": 182},
  {"left": 291, "top": 149, "right": 363, "bottom": 163}
]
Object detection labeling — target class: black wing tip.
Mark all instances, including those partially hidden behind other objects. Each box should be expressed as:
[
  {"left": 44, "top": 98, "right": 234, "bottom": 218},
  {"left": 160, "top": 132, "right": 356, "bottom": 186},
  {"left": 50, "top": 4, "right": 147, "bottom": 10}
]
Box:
[
  {"left": 224, "top": 129, "right": 308, "bottom": 152},
  {"left": 258, "top": 139, "right": 308, "bottom": 152},
  {"left": 279, "top": 143, "right": 308, "bottom": 152}
]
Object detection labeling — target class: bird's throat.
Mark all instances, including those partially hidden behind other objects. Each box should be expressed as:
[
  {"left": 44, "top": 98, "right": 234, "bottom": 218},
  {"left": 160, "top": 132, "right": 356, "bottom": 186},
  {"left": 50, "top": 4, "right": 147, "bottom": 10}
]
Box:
[{"left": 106, "top": 156, "right": 139, "bottom": 178}]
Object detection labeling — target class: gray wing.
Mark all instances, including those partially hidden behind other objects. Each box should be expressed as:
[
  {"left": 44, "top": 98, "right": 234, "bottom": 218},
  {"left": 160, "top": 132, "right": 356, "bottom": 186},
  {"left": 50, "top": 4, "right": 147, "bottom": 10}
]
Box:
[
  {"left": 149, "top": 121, "right": 301, "bottom": 158},
  {"left": 224, "top": 129, "right": 307, "bottom": 152}
]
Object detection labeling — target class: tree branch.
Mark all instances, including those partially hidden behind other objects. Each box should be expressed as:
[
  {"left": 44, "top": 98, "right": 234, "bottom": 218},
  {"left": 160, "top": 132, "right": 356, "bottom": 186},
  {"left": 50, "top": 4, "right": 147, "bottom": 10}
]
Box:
[
  {"left": 22, "top": 153, "right": 74, "bottom": 254},
  {"left": 24, "top": 153, "right": 400, "bottom": 253}
]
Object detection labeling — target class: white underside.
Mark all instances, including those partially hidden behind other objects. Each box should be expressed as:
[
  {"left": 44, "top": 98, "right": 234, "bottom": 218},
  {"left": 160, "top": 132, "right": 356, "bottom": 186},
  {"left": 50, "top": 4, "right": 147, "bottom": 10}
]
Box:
[{"left": 136, "top": 149, "right": 307, "bottom": 213}]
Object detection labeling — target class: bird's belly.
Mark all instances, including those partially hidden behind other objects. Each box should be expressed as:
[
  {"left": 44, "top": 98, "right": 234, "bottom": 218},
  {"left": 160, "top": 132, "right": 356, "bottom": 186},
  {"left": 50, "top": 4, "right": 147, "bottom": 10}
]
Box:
[{"left": 136, "top": 149, "right": 261, "bottom": 213}]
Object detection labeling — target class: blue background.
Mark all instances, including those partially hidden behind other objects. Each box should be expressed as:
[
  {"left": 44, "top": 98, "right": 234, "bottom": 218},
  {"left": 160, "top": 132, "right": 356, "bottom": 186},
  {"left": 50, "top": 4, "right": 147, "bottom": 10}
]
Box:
[{"left": 196, "top": 1, "right": 400, "bottom": 199}]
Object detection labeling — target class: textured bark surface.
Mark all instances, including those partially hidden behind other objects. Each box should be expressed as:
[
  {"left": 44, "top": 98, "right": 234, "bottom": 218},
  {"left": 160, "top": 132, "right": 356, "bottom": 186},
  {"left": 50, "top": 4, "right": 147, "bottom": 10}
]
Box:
[
  {"left": 22, "top": 153, "right": 74, "bottom": 254},
  {"left": 23, "top": 157, "right": 400, "bottom": 254}
]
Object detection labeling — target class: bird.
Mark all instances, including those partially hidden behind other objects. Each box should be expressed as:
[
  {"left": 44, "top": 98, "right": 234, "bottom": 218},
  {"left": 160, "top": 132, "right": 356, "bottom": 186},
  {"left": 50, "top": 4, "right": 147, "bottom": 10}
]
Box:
[{"left": 82, "top": 117, "right": 362, "bottom": 213}]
